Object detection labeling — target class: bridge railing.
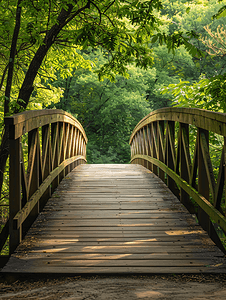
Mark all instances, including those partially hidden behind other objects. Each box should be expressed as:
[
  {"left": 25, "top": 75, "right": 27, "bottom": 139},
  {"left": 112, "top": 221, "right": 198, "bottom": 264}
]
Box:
[
  {"left": 0, "top": 109, "right": 87, "bottom": 256},
  {"left": 130, "top": 107, "right": 226, "bottom": 253}
]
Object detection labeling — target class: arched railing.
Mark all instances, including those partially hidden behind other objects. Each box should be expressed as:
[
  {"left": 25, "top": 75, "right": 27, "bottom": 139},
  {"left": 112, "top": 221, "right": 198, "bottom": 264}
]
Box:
[
  {"left": 130, "top": 107, "right": 226, "bottom": 253},
  {"left": 0, "top": 109, "right": 87, "bottom": 258}
]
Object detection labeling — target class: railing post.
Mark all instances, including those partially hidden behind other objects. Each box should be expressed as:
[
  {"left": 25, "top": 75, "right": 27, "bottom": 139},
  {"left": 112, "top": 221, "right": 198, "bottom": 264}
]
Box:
[
  {"left": 9, "top": 137, "right": 22, "bottom": 253},
  {"left": 197, "top": 128, "right": 224, "bottom": 251}
]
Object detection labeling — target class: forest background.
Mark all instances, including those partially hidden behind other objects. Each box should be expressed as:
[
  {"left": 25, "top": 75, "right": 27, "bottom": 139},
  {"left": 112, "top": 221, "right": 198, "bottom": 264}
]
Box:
[
  {"left": 0, "top": 0, "right": 226, "bottom": 205},
  {"left": 52, "top": 0, "right": 226, "bottom": 164}
]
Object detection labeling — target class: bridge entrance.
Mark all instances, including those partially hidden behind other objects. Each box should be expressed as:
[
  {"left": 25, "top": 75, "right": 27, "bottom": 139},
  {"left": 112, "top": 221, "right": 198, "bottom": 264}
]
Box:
[{"left": 2, "top": 164, "right": 225, "bottom": 274}]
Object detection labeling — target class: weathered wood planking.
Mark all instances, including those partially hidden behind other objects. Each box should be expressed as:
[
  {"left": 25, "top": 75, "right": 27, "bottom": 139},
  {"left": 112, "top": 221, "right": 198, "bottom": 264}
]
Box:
[{"left": 2, "top": 164, "right": 226, "bottom": 274}]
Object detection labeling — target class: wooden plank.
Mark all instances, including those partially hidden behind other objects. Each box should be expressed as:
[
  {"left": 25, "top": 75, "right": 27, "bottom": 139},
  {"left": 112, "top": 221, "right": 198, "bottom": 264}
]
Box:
[
  {"left": 10, "top": 252, "right": 216, "bottom": 260},
  {"left": 15, "top": 245, "right": 219, "bottom": 254},
  {"left": 27, "top": 232, "right": 208, "bottom": 239},
  {"left": 43, "top": 212, "right": 188, "bottom": 218},
  {"left": 38, "top": 220, "right": 191, "bottom": 226},
  {"left": 4, "top": 258, "right": 212, "bottom": 267},
  {"left": 4, "top": 257, "right": 225, "bottom": 274},
  {"left": 14, "top": 238, "right": 213, "bottom": 247}
]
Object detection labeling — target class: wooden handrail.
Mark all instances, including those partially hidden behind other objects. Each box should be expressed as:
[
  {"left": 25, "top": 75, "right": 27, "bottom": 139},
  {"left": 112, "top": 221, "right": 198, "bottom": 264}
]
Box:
[
  {"left": 2, "top": 109, "right": 87, "bottom": 254},
  {"left": 130, "top": 107, "right": 226, "bottom": 253}
]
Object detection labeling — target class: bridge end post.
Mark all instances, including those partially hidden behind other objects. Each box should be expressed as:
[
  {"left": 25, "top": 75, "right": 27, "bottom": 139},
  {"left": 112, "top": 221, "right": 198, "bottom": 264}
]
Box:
[{"left": 9, "top": 137, "right": 22, "bottom": 254}]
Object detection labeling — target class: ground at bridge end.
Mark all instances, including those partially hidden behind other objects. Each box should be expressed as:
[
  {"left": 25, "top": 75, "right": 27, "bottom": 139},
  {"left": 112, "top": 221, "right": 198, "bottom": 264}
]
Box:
[{"left": 1, "top": 274, "right": 226, "bottom": 299}]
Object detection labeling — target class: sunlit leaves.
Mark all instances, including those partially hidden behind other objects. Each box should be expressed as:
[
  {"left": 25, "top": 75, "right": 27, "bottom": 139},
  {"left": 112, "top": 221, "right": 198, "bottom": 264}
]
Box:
[
  {"left": 161, "top": 73, "right": 226, "bottom": 113},
  {"left": 212, "top": 4, "right": 226, "bottom": 19}
]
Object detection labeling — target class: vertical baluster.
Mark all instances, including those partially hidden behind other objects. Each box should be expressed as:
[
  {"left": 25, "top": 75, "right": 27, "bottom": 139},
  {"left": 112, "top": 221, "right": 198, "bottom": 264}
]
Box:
[
  {"left": 9, "top": 137, "right": 22, "bottom": 253},
  {"left": 40, "top": 124, "right": 51, "bottom": 209},
  {"left": 68, "top": 126, "right": 75, "bottom": 170},
  {"left": 139, "top": 129, "right": 145, "bottom": 167},
  {"left": 68, "top": 125, "right": 74, "bottom": 170},
  {"left": 158, "top": 121, "right": 165, "bottom": 181},
  {"left": 23, "top": 129, "right": 39, "bottom": 234},
  {"left": 137, "top": 131, "right": 142, "bottom": 165},
  {"left": 180, "top": 123, "right": 195, "bottom": 213},
  {"left": 142, "top": 127, "right": 148, "bottom": 169},
  {"left": 69, "top": 126, "right": 74, "bottom": 170},
  {"left": 143, "top": 126, "right": 151, "bottom": 171},
  {"left": 58, "top": 122, "right": 65, "bottom": 181},
  {"left": 51, "top": 122, "right": 59, "bottom": 192},
  {"left": 130, "top": 139, "right": 133, "bottom": 161},
  {"left": 131, "top": 137, "right": 136, "bottom": 164},
  {"left": 197, "top": 128, "right": 210, "bottom": 231},
  {"left": 166, "top": 121, "right": 178, "bottom": 195},
  {"left": 152, "top": 122, "right": 158, "bottom": 175},
  {"left": 75, "top": 130, "right": 80, "bottom": 167},
  {"left": 134, "top": 133, "right": 138, "bottom": 164},
  {"left": 71, "top": 128, "right": 77, "bottom": 169},
  {"left": 65, "top": 124, "right": 71, "bottom": 175},
  {"left": 84, "top": 139, "right": 87, "bottom": 164},
  {"left": 146, "top": 125, "right": 153, "bottom": 171},
  {"left": 77, "top": 132, "right": 81, "bottom": 156},
  {"left": 83, "top": 138, "right": 86, "bottom": 161}
]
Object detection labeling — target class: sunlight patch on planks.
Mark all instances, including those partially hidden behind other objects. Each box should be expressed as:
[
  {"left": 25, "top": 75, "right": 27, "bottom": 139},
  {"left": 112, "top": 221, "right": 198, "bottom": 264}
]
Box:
[{"left": 1, "top": 164, "right": 226, "bottom": 274}]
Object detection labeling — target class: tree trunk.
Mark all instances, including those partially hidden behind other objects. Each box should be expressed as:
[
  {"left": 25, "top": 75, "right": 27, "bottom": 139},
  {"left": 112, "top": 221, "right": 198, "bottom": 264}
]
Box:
[
  {"left": 0, "top": 127, "right": 9, "bottom": 199},
  {"left": 4, "top": 0, "right": 22, "bottom": 115}
]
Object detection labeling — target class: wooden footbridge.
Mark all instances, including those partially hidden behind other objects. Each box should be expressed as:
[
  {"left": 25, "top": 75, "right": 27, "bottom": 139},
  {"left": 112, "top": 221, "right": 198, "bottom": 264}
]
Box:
[{"left": 1, "top": 108, "right": 226, "bottom": 274}]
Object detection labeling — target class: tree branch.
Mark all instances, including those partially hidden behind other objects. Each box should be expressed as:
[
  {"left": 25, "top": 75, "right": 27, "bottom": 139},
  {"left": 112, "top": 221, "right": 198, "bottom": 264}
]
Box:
[
  {"left": 90, "top": 1, "right": 101, "bottom": 25},
  {"left": 0, "top": 64, "right": 9, "bottom": 92},
  {"left": 16, "top": 2, "right": 92, "bottom": 111}
]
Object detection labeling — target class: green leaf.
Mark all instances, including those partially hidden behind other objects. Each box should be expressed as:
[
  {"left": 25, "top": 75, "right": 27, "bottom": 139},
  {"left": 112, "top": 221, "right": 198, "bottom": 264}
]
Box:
[{"left": 186, "top": 7, "right": 190, "bottom": 14}]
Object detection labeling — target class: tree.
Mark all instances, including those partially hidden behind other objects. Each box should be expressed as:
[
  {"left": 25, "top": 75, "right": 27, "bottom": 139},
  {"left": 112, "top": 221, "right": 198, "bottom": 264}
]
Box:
[{"left": 0, "top": 0, "right": 176, "bottom": 197}]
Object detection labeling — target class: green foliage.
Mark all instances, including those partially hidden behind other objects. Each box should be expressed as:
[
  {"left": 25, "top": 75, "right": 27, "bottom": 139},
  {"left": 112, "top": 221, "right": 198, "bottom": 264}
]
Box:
[
  {"left": 50, "top": 49, "right": 152, "bottom": 163},
  {"left": 161, "top": 73, "right": 226, "bottom": 112}
]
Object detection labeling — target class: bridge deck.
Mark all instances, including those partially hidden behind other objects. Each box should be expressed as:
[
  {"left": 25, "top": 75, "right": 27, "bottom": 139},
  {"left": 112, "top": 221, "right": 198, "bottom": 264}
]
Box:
[{"left": 2, "top": 164, "right": 226, "bottom": 274}]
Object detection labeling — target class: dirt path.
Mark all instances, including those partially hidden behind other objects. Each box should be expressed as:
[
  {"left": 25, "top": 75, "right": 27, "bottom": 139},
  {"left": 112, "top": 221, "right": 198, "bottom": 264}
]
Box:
[{"left": 1, "top": 274, "right": 226, "bottom": 299}]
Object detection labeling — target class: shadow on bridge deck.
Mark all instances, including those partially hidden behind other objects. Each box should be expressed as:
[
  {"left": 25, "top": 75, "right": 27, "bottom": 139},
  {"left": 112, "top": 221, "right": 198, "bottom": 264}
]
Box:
[{"left": 1, "top": 164, "right": 226, "bottom": 274}]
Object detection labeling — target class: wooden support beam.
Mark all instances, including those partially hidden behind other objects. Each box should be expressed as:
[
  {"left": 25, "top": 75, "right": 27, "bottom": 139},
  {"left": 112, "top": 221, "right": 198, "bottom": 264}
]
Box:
[{"left": 9, "top": 138, "right": 22, "bottom": 253}]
